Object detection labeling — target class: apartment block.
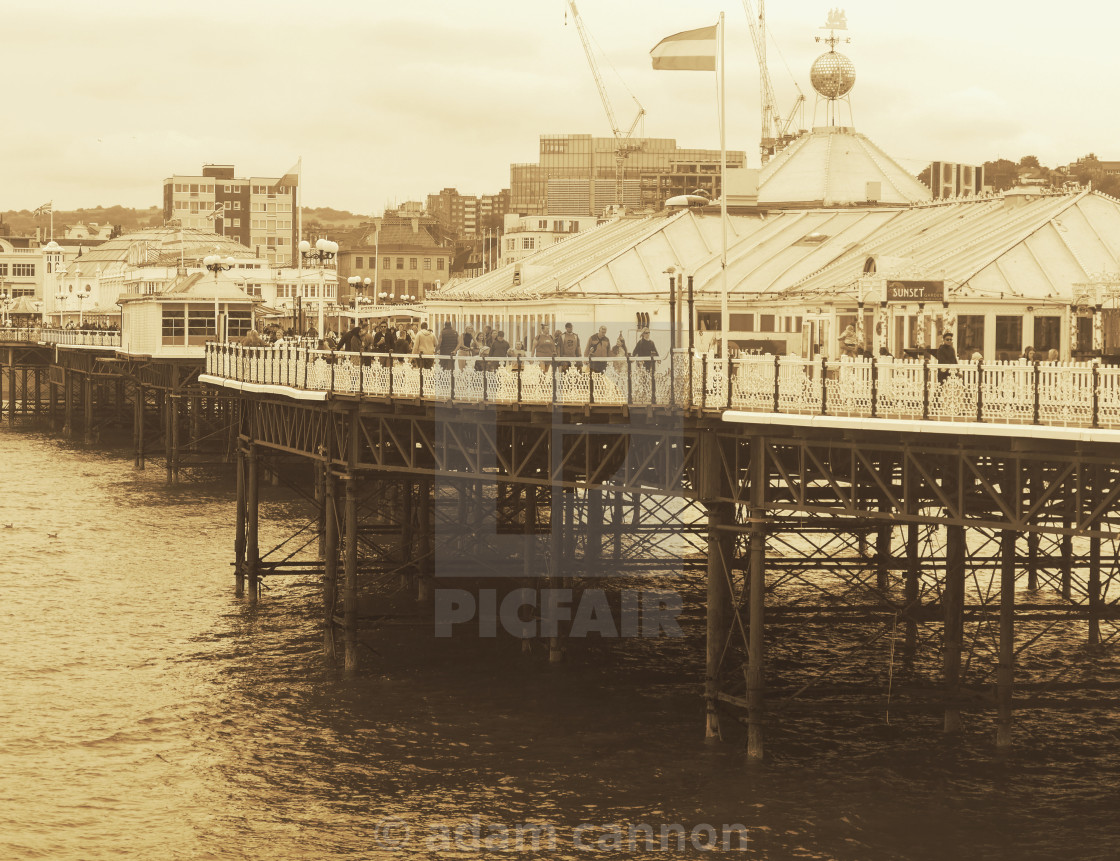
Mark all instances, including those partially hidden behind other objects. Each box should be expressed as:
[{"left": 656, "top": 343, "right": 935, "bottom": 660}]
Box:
[{"left": 162, "top": 164, "right": 297, "bottom": 266}]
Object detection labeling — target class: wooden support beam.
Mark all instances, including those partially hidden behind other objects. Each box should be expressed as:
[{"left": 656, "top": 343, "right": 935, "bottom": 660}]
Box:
[
  {"left": 343, "top": 472, "right": 359, "bottom": 673},
  {"left": 997, "top": 528, "right": 1015, "bottom": 749},
  {"left": 587, "top": 487, "right": 603, "bottom": 573},
  {"left": 247, "top": 442, "right": 260, "bottom": 601},
  {"left": 234, "top": 445, "right": 246, "bottom": 598},
  {"left": 746, "top": 436, "right": 766, "bottom": 760},
  {"left": 324, "top": 467, "right": 338, "bottom": 660},
  {"left": 418, "top": 477, "right": 432, "bottom": 603},
  {"left": 943, "top": 524, "right": 966, "bottom": 733},
  {"left": 705, "top": 499, "right": 734, "bottom": 742}
]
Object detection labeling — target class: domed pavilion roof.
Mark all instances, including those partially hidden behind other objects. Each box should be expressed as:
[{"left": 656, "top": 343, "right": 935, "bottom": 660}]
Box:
[{"left": 758, "top": 125, "right": 932, "bottom": 207}]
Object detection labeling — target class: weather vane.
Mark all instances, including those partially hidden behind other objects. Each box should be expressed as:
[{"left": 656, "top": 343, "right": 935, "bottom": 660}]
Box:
[{"left": 816, "top": 8, "right": 851, "bottom": 50}]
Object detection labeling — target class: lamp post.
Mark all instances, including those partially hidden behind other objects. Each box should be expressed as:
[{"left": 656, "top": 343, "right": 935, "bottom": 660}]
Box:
[
  {"left": 347, "top": 275, "right": 372, "bottom": 324},
  {"left": 55, "top": 290, "right": 67, "bottom": 327},
  {"left": 300, "top": 238, "right": 338, "bottom": 336},
  {"left": 203, "top": 255, "right": 237, "bottom": 342},
  {"left": 75, "top": 291, "right": 88, "bottom": 328},
  {"left": 0, "top": 289, "right": 13, "bottom": 327}
]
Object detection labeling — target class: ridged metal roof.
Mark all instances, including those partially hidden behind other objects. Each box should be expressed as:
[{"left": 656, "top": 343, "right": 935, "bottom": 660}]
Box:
[{"left": 435, "top": 190, "right": 1120, "bottom": 306}]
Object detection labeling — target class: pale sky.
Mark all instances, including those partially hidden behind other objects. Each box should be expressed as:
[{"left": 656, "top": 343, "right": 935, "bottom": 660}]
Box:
[{"left": 4, "top": 0, "right": 1116, "bottom": 213}]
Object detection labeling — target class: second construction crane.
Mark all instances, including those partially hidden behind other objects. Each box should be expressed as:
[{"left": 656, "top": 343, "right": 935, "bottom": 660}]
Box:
[
  {"left": 742, "top": 0, "right": 805, "bottom": 164},
  {"left": 566, "top": 1, "right": 645, "bottom": 213}
]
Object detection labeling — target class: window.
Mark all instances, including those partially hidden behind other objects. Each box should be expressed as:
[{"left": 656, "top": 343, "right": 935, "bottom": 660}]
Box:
[
  {"left": 382, "top": 279, "right": 392, "bottom": 293},
  {"left": 424, "top": 258, "right": 431, "bottom": 270},
  {"left": 957, "top": 315, "right": 985, "bottom": 358},
  {"left": 409, "top": 257, "right": 418, "bottom": 270},
  {"left": 12, "top": 263, "right": 34, "bottom": 277},
  {"left": 188, "top": 307, "right": 216, "bottom": 336},
  {"left": 355, "top": 256, "right": 364, "bottom": 269},
  {"left": 538, "top": 220, "right": 547, "bottom": 229},
  {"left": 383, "top": 257, "right": 390, "bottom": 269},
  {"left": 162, "top": 306, "right": 185, "bottom": 342},
  {"left": 224, "top": 185, "right": 232, "bottom": 193},
  {"left": 0, "top": 264, "right": 8, "bottom": 276},
  {"left": 729, "top": 313, "right": 754, "bottom": 332},
  {"left": 233, "top": 201, "right": 241, "bottom": 210},
  {"left": 227, "top": 311, "right": 251, "bottom": 338},
  {"left": 437, "top": 258, "right": 445, "bottom": 271},
  {"left": 759, "top": 314, "right": 775, "bottom": 332},
  {"left": 394, "top": 279, "right": 405, "bottom": 297},
  {"left": 507, "top": 239, "right": 515, "bottom": 251},
  {"left": 1034, "top": 316, "right": 1061, "bottom": 354},
  {"left": 995, "top": 316, "right": 1023, "bottom": 358}
]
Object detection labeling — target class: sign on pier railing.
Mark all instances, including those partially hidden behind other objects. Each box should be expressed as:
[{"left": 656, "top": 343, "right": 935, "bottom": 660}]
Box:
[{"left": 203, "top": 342, "right": 1120, "bottom": 431}]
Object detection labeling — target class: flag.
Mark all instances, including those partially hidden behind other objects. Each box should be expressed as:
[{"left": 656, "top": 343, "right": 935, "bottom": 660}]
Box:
[
  {"left": 650, "top": 24, "right": 717, "bottom": 71},
  {"left": 34, "top": 201, "right": 52, "bottom": 216},
  {"left": 273, "top": 159, "right": 300, "bottom": 192}
]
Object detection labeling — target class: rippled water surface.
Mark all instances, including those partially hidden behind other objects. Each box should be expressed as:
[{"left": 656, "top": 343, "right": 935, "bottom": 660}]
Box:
[{"left": 2, "top": 429, "right": 1120, "bottom": 860}]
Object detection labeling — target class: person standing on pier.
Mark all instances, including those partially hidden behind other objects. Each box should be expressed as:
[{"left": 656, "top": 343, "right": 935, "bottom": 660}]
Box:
[
  {"left": 414, "top": 322, "right": 436, "bottom": 369},
  {"left": 336, "top": 323, "right": 365, "bottom": 353},
  {"left": 534, "top": 324, "right": 557, "bottom": 364},
  {"left": 587, "top": 325, "right": 611, "bottom": 372},
  {"left": 559, "top": 322, "right": 581, "bottom": 370},
  {"left": 439, "top": 321, "right": 459, "bottom": 369},
  {"left": 936, "top": 330, "right": 957, "bottom": 383},
  {"left": 489, "top": 330, "right": 510, "bottom": 359},
  {"left": 632, "top": 327, "right": 658, "bottom": 384}
]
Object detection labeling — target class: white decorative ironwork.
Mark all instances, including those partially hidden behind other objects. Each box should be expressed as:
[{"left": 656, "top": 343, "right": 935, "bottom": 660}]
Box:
[{"left": 202, "top": 343, "right": 1120, "bottom": 431}]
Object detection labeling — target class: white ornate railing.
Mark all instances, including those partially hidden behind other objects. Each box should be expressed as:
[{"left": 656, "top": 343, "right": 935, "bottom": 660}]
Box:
[
  {"left": 202, "top": 343, "right": 1120, "bottom": 429},
  {"left": 41, "top": 328, "right": 122, "bottom": 347},
  {"left": 1, "top": 327, "right": 121, "bottom": 347}
]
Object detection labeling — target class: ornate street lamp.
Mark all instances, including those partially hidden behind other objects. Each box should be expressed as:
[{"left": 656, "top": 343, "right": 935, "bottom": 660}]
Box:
[
  {"left": 203, "top": 255, "right": 237, "bottom": 341},
  {"left": 299, "top": 238, "right": 338, "bottom": 266},
  {"left": 347, "top": 275, "right": 372, "bottom": 317},
  {"left": 74, "top": 290, "right": 88, "bottom": 328}
]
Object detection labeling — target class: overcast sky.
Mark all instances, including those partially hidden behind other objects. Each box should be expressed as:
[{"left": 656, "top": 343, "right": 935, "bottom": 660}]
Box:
[{"left": 5, "top": 0, "right": 1116, "bottom": 213}]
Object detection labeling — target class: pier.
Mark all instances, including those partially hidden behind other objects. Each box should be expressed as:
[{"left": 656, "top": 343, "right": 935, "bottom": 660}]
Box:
[{"left": 5, "top": 329, "right": 1120, "bottom": 757}]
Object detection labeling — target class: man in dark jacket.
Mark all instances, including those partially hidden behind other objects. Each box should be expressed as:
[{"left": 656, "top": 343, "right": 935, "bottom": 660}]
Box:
[
  {"left": 935, "top": 331, "right": 957, "bottom": 383},
  {"left": 438, "top": 321, "right": 459, "bottom": 369},
  {"left": 336, "top": 324, "right": 364, "bottom": 352},
  {"left": 632, "top": 328, "right": 658, "bottom": 359},
  {"left": 489, "top": 330, "right": 510, "bottom": 359}
]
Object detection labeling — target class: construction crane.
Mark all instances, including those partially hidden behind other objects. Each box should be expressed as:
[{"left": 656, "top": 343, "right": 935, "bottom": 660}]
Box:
[
  {"left": 742, "top": 0, "right": 805, "bottom": 164},
  {"left": 565, "top": 1, "right": 645, "bottom": 213}
]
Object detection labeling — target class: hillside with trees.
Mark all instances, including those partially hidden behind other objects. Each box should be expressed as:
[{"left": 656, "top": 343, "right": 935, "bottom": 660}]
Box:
[{"left": 917, "top": 155, "right": 1120, "bottom": 197}]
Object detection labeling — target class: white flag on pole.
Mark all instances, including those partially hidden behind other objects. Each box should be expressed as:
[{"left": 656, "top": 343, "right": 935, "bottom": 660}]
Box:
[{"left": 650, "top": 24, "right": 717, "bottom": 71}]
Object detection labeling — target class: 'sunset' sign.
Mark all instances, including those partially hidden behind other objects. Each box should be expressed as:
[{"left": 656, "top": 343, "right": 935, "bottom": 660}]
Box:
[{"left": 886, "top": 280, "right": 945, "bottom": 302}]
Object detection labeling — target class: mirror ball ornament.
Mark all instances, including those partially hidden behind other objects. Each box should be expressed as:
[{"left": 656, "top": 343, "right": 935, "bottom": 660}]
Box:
[{"left": 810, "top": 52, "right": 856, "bottom": 99}]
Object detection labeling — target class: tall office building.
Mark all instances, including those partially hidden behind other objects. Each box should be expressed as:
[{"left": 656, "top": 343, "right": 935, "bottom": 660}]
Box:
[
  {"left": 162, "top": 164, "right": 297, "bottom": 266},
  {"left": 510, "top": 134, "right": 747, "bottom": 216},
  {"left": 427, "top": 187, "right": 511, "bottom": 238}
]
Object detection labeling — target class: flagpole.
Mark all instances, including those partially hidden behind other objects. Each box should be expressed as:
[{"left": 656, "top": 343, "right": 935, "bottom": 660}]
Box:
[
  {"left": 719, "top": 12, "right": 729, "bottom": 385},
  {"left": 50, "top": 202, "right": 53, "bottom": 241}
]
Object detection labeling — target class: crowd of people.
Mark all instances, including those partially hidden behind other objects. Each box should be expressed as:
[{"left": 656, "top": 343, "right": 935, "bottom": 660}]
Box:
[
  {"left": 238, "top": 320, "right": 667, "bottom": 371},
  {"left": 1, "top": 318, "right": 120, "bottom": 332}
]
